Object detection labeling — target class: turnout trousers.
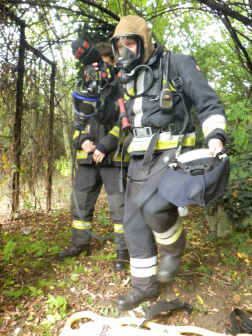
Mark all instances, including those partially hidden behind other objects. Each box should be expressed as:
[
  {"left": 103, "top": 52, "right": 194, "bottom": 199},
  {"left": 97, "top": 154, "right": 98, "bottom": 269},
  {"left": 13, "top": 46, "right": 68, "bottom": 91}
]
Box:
[
  {"left": 124, "top": 149, "right": 187, "bottom": 295},
  {"left": 70, "top": 164, "right": 128, "bottom": 251}
]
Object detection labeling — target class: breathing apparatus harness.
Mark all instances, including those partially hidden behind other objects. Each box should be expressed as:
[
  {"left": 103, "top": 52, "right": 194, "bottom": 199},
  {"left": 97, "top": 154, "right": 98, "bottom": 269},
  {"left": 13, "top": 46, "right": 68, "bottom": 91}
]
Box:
[{"left": 114, "top": 46, "right": 190, "bottom": 194}]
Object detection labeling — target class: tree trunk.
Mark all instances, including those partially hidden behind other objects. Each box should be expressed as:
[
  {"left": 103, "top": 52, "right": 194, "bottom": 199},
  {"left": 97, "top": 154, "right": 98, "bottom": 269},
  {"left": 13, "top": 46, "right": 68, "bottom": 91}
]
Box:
[
  {"left": 58, "top": 48, "right": 73, "bottom": 175},
  {"left": 46, "top": 63, "right": 56, "bottom": 211},
  {"left": 12, "top": 22, "right": 25, "bottom": 214},
  {"left": 41, "top": 12, "right": 73, "bottom": 176}
]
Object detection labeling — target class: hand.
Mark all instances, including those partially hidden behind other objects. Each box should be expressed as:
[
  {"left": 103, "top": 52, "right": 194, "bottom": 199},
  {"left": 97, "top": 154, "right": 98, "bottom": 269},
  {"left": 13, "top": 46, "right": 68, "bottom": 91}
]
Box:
[
  {"left": 208, "top": 138, "right": 223, "bottom": 156},
  {"left": 81, "top": 140, "right": 96, "bottom": 153},
  {"left": 84, "top": 63, "right": 98, "bottom": 81},
  {"left": 93, "top": 149, "right": 105, "bottom": 163},
  {"left": 91, "top": 62, "right": 99, "bottom": 71}
]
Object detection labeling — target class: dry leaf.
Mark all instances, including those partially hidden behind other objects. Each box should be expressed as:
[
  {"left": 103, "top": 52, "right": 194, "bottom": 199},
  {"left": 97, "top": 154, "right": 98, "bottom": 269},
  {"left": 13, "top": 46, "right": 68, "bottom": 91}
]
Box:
[
  {"left": 183, "top": 318, "right": 189, "bottom": 325},
  {"left": 9, "top": 321, "right": 17, "bottom": 326},
  {"left": 34, "top": 317, "right": 40, "bottom": 325},
  {"left": 133, "top": 306, "right": 143, "bottom": 313},
  {"left": 233, "top": 190, "right": 238, "bottom": 198},
  {"left": 173, "top": 288, "right": 180, "bottom": 293},
  {"left": 196, "top": 295, "right": 204, "bottom": 304},
  {"left": 234, "top": 294, "right": 241, "bottom": 301},
  {"left": 128, "top": 310, "right": 136, "bottom": 318}
]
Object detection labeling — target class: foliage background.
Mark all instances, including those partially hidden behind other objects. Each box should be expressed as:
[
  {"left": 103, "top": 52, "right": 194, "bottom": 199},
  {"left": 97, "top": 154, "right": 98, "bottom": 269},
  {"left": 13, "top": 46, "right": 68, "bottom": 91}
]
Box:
[{"left": 0, "top": 0, "right": 251, "bottom": 222}]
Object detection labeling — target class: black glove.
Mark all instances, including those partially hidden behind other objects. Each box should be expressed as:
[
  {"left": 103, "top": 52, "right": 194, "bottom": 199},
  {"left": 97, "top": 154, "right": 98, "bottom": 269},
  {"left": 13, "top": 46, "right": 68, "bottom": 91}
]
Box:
[
  {"left": 72, "top": 35, "right": 114, "bottom": 84},
  {"left": 71, "top": 35, "right": 103, "bottom": 66}
]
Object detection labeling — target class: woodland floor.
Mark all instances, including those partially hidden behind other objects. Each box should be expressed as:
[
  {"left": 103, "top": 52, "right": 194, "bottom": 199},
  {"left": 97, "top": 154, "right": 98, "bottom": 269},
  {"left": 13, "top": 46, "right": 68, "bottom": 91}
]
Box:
[{"left": 0, "top": 175, "right": 252, "bottom": 335}]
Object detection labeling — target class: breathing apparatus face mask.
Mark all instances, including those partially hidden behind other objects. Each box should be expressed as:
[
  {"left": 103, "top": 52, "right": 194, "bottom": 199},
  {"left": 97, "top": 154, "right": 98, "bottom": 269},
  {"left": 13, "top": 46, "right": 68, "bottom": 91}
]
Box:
[
  {"left": 72, "top": 78, "right": 103, "bottom": 130},
  {"left": 111, "top": 35, "right": 143, "bottom": 84}
]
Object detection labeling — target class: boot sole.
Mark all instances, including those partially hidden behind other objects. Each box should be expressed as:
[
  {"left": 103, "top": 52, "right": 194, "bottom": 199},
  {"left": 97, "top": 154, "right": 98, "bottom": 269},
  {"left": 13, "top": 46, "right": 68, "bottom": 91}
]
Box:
[{"left": 115, "top": 294, "right": 159, "bottom": 312}]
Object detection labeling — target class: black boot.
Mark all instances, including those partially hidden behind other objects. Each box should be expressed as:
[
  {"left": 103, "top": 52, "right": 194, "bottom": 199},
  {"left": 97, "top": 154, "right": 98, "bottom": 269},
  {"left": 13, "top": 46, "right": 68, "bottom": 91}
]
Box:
[
  {"left": 157, "top": 232, "right": 186, "bottom": 283},
  {"left": 115, "top": 290, "right": 159, "bottom": 311},
  {"left": 57, "top": 244, "right": 89, "bottom": 261},
  {"left": 114, "top": 250, "right": 130, "bottom": 271}
]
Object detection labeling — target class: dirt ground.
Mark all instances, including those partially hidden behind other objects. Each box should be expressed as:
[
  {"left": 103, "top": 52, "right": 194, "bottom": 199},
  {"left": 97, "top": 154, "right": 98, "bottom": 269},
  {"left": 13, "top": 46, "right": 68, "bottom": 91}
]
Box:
[{"left": 0, "top": 175, "right": 252, "bottom": 335}]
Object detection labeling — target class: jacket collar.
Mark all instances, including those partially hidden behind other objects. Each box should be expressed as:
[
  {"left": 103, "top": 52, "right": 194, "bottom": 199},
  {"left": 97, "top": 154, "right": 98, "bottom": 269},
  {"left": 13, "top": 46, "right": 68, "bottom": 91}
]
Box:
[{"left": 146, "top": 42, "right": 163, "bottom": 66}]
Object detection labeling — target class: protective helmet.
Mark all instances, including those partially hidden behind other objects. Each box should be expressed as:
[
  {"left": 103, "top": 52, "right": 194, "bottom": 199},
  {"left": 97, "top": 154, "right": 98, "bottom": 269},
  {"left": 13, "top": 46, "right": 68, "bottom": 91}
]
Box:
[
  {"left": 111, "top": 34, "right": 143, "bottom": 73},
  {"left": 158, "top": 149, "right": 230, "bottom": 207}
]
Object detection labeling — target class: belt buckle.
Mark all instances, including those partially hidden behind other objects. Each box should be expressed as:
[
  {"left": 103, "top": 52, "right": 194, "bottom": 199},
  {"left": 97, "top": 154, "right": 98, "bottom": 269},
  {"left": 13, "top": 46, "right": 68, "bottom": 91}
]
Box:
[
  {"left": 133, "top": 127, "right": 152, "bottom": 138},
  {"left": 169, "top": 123, "right": 175, "bottom": 133},
  {"left": 241, "top": 322, "right": 252, "bottom": 334},
  {"left": 149, "top": 95, "right": 159, "bottom": 101}
]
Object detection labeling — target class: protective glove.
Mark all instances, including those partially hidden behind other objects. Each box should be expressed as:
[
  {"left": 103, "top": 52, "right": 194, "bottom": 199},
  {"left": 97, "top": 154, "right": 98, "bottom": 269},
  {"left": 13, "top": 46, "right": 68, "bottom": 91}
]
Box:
[{"left": 71, "top": 35, "right": 103, "bottom": 66}]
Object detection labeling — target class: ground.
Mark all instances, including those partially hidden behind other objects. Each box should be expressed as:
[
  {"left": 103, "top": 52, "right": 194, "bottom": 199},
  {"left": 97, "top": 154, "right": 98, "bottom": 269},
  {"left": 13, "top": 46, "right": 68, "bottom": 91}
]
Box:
[{"left": 0, "top": 175, "right": 252, "bottom": 335}]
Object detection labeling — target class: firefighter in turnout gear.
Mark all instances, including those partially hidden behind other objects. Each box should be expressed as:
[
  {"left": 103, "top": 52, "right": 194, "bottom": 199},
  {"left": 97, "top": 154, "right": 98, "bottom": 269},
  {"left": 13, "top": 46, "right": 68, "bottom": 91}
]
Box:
[
  {"left": 90, "top": 16, "right": 227, "bottom": 311},
  {"left": 57, "top": 43, "right": 130, "bottom": 271}
]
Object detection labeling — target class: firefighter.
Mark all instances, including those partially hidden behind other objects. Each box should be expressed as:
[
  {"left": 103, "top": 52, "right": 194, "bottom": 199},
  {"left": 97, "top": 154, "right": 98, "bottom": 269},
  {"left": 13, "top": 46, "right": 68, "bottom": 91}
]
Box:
[
  {"left": 57, "top": 43, "right": 130, "bottom": 271},
  {"left": 90, "top": 16, "right": 227, "bottom": 311}
]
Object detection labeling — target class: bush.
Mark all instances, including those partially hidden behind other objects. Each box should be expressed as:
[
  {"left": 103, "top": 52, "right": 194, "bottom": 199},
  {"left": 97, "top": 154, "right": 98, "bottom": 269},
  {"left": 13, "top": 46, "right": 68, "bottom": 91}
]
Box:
[
  {"left": 55, "top": 156, "right": 70, "bottom": 177},
  {"left": 206, "top": 99, "right": 252, "bottom": 228}
]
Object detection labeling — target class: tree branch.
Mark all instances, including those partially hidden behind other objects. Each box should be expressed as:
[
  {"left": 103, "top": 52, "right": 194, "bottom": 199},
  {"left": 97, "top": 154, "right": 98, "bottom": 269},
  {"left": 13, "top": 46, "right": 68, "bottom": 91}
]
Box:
[
  {"left": 195, "top": 0, "right": 252, "bottom": 26},
  {"left": 76, "top": 0, "right": 120, "bottom": 21},
  {"left": 2, "top": 1, "right": 115, "bottom": 28},
  {"left": 220, "top": 14, "right": 252, "bottom": 76}
]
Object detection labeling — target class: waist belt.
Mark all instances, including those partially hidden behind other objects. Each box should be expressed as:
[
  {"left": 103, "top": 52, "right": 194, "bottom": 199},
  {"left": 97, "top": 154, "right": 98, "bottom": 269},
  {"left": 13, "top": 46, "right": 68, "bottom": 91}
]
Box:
[
  {"left": 133, "top": 123, "right": 184, "bottom": 138},
  {"left": 128, "top": 132, "right": 196, "bottom": 154}
]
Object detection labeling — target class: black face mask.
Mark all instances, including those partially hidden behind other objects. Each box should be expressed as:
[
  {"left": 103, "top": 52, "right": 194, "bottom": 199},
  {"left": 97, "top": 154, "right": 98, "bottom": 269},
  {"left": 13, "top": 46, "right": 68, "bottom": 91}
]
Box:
[
  {"left": 116, "top": 46, "right": 141, "bottom": 84},
  {"left": 112, "top": 35, "right": 143, "bottom": 84}
]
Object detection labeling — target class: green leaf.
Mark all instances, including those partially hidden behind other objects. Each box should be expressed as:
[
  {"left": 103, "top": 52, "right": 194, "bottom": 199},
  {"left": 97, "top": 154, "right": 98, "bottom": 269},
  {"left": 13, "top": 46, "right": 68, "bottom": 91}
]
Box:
[
  {"left": 70, "top": 274, "right": 79, "bottom": 282},
  {"left": 196, "top": 266, "right": 210, "bottom": 274},
  {"left": 86, "top": 297, "right": 92, "bottom": 304},
  {"left": 221, "top": 248, "right": 230, "bottom": 255}
]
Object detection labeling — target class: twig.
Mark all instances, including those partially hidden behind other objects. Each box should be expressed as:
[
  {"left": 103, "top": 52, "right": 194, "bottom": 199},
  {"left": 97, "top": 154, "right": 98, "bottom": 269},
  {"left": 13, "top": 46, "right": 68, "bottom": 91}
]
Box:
[
  {"left": 193, "top": 252, "right": 203, "bottom": 265},
  {"left": 178, "top": 271, "right": 231, "bottom": 285}
]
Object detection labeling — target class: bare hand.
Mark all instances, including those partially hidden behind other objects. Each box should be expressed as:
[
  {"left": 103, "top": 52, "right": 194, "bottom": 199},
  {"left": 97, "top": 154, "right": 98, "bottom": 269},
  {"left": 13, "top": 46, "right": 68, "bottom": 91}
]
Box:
[
  {"left": 93, "top": 149, "right": 105, "bottom": 163},
  {"left": 81, "top": 140, "right": 96, "bottom": 153},
  {"left": 208, "top": 139, "right": 223, "bottom": 156}
]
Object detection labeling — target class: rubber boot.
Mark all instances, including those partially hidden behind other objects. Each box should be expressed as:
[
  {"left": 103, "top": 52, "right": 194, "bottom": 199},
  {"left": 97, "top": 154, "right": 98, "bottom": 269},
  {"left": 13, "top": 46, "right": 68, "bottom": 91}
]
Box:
[
  {"left": 157, "top": 231, "right": 186, "bottom": 283},
  {"left": 57, "top": 244, "right": 90, "bottom": 261},
  {"left": 114, "top": 250, "right": 130, "bottom": 271},
  {"left": 115, "top": 289, "right": 159, "bottom": 311}
]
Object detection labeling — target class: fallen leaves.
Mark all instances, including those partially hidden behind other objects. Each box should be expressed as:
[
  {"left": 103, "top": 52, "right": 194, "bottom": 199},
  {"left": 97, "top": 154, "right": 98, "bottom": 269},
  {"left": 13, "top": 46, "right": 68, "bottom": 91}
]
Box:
[
  {"left": 1, "top": 192, "right": 252, "bottom": 336},
  {"left": 234, "top": 294, "right": 241, "bottom": 302},
  {"left": 196, "top": 295, "right": 204, "bottom": 305}
]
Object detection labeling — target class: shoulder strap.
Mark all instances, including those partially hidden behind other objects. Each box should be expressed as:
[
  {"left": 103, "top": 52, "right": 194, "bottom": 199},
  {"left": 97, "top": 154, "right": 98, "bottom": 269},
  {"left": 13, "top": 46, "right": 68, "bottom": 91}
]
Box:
[
  {"left": 228, "top": 308, "right": 252, "bottom": 335},
  {"left": 170, "top": 51, "right": 183, "bottom": 92},
  {"left": 139, "top": 299, "right": 192, "bottom": 328}
]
